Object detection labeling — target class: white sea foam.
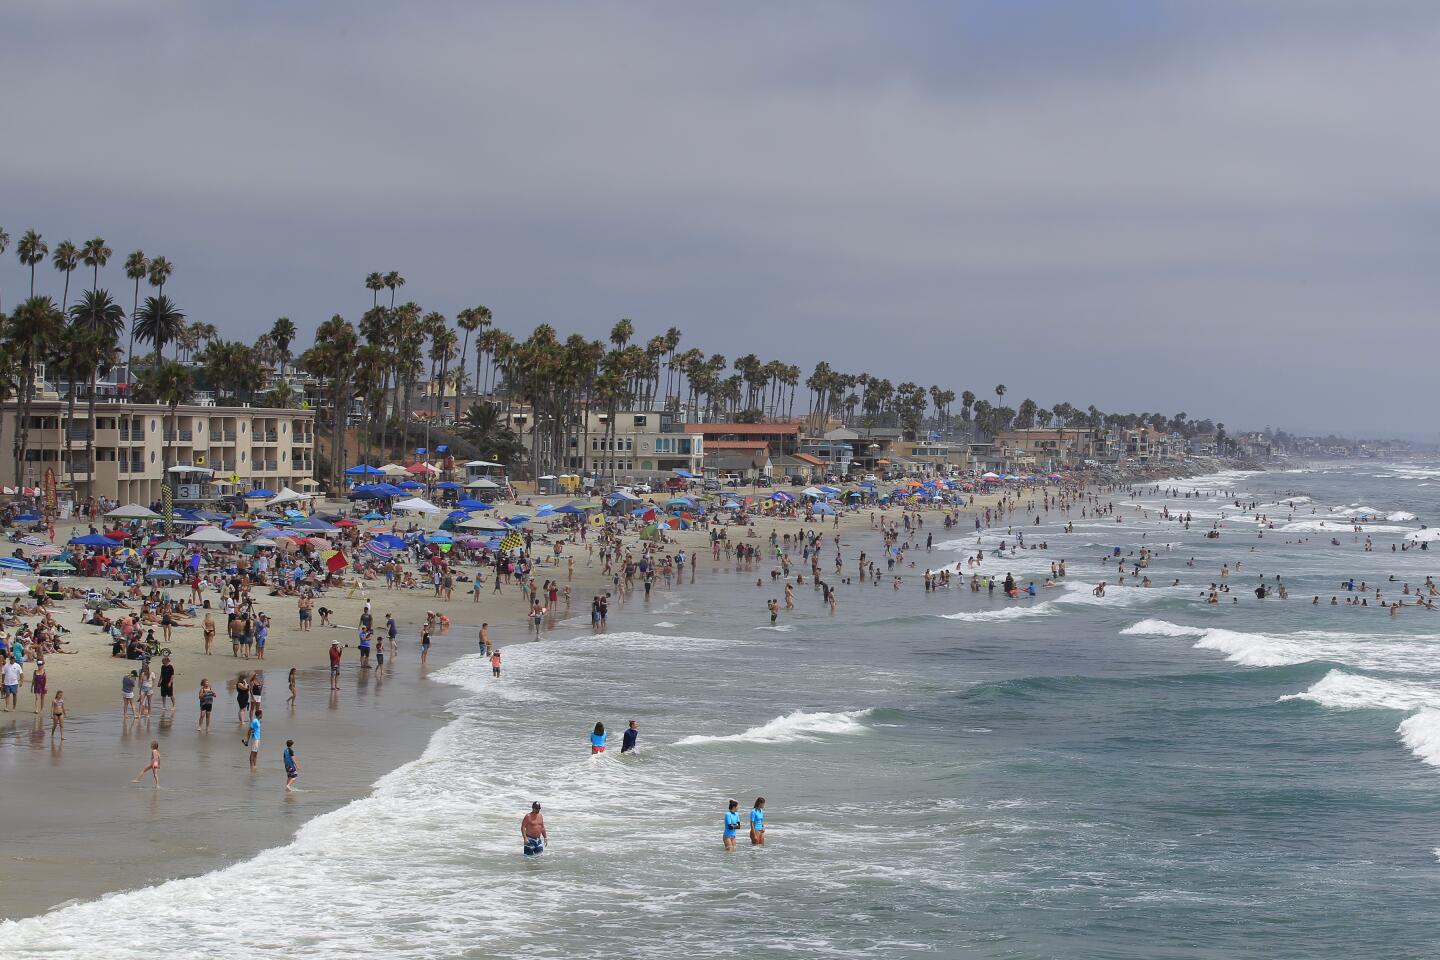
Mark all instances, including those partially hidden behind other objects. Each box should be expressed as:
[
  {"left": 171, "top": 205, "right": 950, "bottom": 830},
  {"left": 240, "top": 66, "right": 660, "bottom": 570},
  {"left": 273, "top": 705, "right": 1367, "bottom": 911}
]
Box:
[
  {"left": 1276, "top": 520, "right": 1416, "bottom": 534},
  {"left": 674, "top": 708, "right": 873, "bottom": 746},
  {"left": 1398, "top": 710, "right": 1440, "bottom": 767},
  {"left": 1278, "top": 670, "right": 1440, "bottom": 711},
  {"left": 1123, "top": 620, "right": 1440, "bottom": 672},
  {"left": 654, "top": 621, "right": 677, "bottom": 628},
  {"left": 943, "top": 584, "right": 1187, "bottom": 622},
  {"left": 942, "top": 602, "right": 1057, "bottom": 622}
]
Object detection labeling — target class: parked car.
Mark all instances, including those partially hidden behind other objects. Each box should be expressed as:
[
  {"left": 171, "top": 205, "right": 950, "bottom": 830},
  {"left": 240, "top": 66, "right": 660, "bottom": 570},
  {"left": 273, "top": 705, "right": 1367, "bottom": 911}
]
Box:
[
  {"left": 702, "top": 478, "right": 721, "bottom": 492},
  {"left": 723, "top": 474, "right": 742, "bottom": 487},
  {"left": 632, "top": 482, "right": 652, "bottom": 494},
  {"left": 862, "top": 473, "right": 878, "bottom": 483},
  {"left": 664, "top": 477, "right": 690, "bottom": 492}
]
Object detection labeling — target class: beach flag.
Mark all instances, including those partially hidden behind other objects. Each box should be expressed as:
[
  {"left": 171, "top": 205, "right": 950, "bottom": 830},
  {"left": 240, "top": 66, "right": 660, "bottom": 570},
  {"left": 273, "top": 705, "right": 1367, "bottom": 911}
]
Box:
[
  {"left": 498, "top": 531, "right": 524, "bottom": 552},
  {"left": 324, "top": 549, "right": 349, "bottom": 573}
]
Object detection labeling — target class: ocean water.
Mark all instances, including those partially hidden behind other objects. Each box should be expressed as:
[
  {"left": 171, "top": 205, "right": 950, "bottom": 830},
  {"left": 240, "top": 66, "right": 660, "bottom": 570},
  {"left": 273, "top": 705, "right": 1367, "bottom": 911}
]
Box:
[{"left": 8, "top": 461, "right": 1440, "bottom": 958}]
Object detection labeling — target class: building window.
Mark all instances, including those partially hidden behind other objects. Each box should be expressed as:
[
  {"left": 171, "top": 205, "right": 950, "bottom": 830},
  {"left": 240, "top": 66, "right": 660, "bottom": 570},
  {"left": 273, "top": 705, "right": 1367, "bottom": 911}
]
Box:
[
  {"left": 150, "top": 419, "right": 157, "bottom": 432},
  {"left": 633, "top": 415, "right": 647, "bottom": 427},
  {"left": 241, "top": 452, "right": 247, "bottom": 462}
]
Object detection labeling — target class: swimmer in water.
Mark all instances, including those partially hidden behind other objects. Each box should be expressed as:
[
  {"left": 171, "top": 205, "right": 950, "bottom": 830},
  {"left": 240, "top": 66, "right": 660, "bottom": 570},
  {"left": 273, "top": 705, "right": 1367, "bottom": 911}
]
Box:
[{"left": 590, "top": 721, "right": 606, "bottom": 754}]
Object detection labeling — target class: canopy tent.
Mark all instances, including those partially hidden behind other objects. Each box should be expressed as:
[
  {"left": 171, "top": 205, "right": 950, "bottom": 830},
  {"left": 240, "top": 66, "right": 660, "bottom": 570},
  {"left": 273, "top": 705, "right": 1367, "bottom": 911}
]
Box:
[
  {"left": 556, "top": 504, "right": 589, "bottom": 515},
  {"left": 290, "top": 517, "right": 341, "bottom": 532},
  {"left": 345, "top": 464, "right": 386, "bottom": 476},
  {"left": 456, "top": 499, "right": 490, "bottom": 510},
  {"left": 379, "top": 464, "right": 410, "bottom": 476},
  {"left": 183, "top": 525, "right": 243, "bottom": 545},
  {"left": 810, "top": 501, "right": 837, "bottom": 516},
  {"left": 465, "top": 478, "right": 501, "bottom": 490},
  {"left": 106, "top": 503, "right": 161, "bottom": 520},
  {"left": 398, "top": 480, "right": 425, "bottom": 490},
  {"left": 266, "top": 487, "right": 312, "bottom": 508},
  {"left": 293, "top": 477, "right": 322, "bottom": 489},
  {"left": 606, "top": 490, "right": 640, "bottom": 502},
  {"left": 167, "top": 464, "right": 213, "bottom": 475},
  {"left": 434, "top": 481, "right": 463, "bottom": 490},
  {"left": 458, "top": 516, "right": 510, "bottom": 532},
  {"left": 145, "top": 569, "right": 183, "bottom": 579},
  {"left": 393, "top": 496, "right": 442, "bottom": 514},
  {"left": 673, "top": 469, "right": 698, "bottom": 479},
  {"left": 69, "top": 534, "right": 117, "bottom": 547},
  {"left": 464, "top": 460, "right": 504, "bottom": 468},
  {"left": 407, "top": 462, "right": 440, "bottom": 475},
  {"left": 374, "top": 534, "right": 408, "bottom": 550},
  {"left": 244, "top": 488, "right": 276, "bottom": 499}
]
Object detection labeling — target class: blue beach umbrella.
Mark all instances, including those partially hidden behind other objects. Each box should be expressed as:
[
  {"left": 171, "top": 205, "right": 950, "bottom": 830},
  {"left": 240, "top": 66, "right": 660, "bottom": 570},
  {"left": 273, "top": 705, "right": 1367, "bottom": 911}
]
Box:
[
  {"left": 69, "top": 534, "right": 116, "bottom": 547},
  {"left": 374, "top": 534, "right": 407, "bottom": 550},
  {"left": 399, "top": 480, "right": 424, "bottom": 490},
  {"left": 345, "top": 464, "right": 385, "bottom": 476},
  {"left": 244, "top": 488, "right": 276, "bottom": 499},
  {"left": 457, "top": 499, "right": 488, "bottom": 510},
  {"left": 146, "top": 568, "right": 183, "bottom": 579},
  {"left": 0, "top": 557, "right": 33, "bottom": 572}
]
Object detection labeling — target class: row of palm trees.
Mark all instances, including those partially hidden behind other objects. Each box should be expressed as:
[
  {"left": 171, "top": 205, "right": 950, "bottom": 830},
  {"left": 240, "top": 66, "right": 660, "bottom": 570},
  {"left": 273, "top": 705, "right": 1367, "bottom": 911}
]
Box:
[{"left": 3, "top": 225, "right": 1227, "bottom": 492}]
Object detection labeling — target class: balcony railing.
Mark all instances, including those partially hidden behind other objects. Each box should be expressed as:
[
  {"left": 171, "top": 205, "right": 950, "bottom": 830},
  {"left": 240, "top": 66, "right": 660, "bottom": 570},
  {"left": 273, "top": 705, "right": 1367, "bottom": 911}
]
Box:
[
  {"left": 66, "top": 427, "right": 93, "bottom": 440},
  {"left": 262, "top": 460, "right": 278, "bottom": 471},
  {"left": 163, "top": 430, "right": 194, "bottom": 442},
  {"left": 262, "top": 431, "right": 278, "bottom": 442},
  {"left": 221, "top": 431, "right": 237, "bottom": 441}
]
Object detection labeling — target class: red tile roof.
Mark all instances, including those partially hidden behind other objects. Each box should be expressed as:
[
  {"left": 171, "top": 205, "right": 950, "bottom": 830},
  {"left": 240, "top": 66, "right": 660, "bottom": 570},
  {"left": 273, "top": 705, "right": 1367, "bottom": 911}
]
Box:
[{"left": 684, "top": 423, "right": 800, "bottom": 436}]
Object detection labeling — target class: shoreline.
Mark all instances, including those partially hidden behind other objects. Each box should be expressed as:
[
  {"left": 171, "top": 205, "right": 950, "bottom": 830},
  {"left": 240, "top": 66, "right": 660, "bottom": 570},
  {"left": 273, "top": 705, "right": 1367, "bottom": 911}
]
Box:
[{"left": 1, "top": 482, "right": 1090, "bottom": 920}]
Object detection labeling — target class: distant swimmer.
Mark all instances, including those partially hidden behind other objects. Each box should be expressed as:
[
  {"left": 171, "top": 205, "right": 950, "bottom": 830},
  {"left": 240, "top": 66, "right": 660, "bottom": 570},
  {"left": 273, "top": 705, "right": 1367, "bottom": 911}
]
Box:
[
  {"left": 621, "top": 719, "right": 639, "bottom": 753},
  {"left": 590, "top": 721, "right": 607, "bottom": 754},
  {"left": 522, "top": 801, "right": 547, "bottom": 856},
  {"left": 750, "top": 797, "right": 767, "bottom": 845},
  {"left": 723, "top": 799, "right": 741, "bottom": 851}
]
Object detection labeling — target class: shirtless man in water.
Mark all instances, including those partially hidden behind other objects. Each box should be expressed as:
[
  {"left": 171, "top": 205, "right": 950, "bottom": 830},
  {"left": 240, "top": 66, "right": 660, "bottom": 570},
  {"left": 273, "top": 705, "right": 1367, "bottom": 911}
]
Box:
[{"left": 522, "top": 801, "right": 548, "bottom": 856}]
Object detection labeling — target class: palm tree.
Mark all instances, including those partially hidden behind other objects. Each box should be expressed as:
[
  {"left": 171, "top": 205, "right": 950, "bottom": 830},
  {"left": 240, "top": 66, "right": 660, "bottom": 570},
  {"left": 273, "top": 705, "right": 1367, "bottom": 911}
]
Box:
[
  {"left": 365, "top": 272, "right": 385, "bottom": 307},
  {"left": 300, "top": 315, "right": 359, "bottom": 489},
  {"left": 122, "top": 250, "right": 148, "bottom": 385},
  {"left": 383, "top": 270, "right": 405, "bottom": 309},
  {"left": 994, "top": 384, "right": 1006, "bottom": 410},
  {"left": 81, "top": 237, "right": 112, "bottom": 291},
  {"left": 268, "top": 317, "right": 297, "bottom": 376},
  {"left": 51, "top": 241, "right": 80, "bottom": 313},
  {"left": 0, "top": 226, "right": 10, "bottom": 314},
  {"left": 455, "top": 304, "right": 491, "bottom": 402},
  {"left": 147, "top": 256, "right": 173, "bottom": 299},
  {"left": 6, "top": 296, "right": 66, "bottom": 486},
  {"left": 17, "top": 230, "right": 47, "bottom": 298},
  {"left": 145, "top": 361, "right": 193, "bottom": 479},
  {"left": 133, "top": 295, "right": 186, "bottom": 365},
  {"left": 426, "top": 323, "right": 458, "bottom": 457},
  {"left": 609, "top": 318, "right": 634, "bottom": 351},
  {"left": 69, "top": 289, "right": 126, "bottom": 490}
]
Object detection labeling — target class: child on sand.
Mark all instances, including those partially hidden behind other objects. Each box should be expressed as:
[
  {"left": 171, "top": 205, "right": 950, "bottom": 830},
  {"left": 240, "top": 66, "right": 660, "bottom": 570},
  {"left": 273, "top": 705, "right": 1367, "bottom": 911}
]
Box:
[{"left": 132, "top": 740, "right": 161, "bottom": 787}]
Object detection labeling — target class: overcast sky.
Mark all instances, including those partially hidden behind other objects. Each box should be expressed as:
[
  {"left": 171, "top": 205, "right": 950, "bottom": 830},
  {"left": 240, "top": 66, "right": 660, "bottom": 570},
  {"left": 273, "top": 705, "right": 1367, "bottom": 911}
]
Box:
[{"left": 4, "top": 1, "right": 1436, "bottom": 437}]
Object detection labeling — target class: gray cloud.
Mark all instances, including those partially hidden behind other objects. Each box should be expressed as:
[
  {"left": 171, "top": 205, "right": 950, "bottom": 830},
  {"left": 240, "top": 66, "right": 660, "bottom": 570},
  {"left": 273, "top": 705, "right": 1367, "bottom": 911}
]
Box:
[{"left": 3, "top": 1, "right": 1437, "bottom": 436}]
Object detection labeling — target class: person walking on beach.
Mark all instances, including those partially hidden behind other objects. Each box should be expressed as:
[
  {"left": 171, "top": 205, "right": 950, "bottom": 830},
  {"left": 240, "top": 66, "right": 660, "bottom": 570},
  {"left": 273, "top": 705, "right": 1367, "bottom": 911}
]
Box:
[
  {"left": 30, "top": 659, "right": 47, "bottom": 714},
  {"left": 197, "top": 678, "right": 215, "bottom": 732},
  {"left": 287, "top": 667, "right": 297, "bottom": 707},
  {"left": 328, "top": 639, "right": 342, "bottom": 691},
  {"left": 522, "top": 801, "right": 547, "bottom": 856},
  {"left": 420, "top": 624, "right": 432, "bottom": 664},
  {"left": 235, "top": 674, "right": 250, "bottom": 722},
  {"left": 621, "top": 719, "right": 639, "bottom": 753},
  {"left": 244, "top": 708, "right": 262, "bottom": 770},
  {"left": 723, "top": 800, "right": 741, "bottom": 851},
  {"left": 203, "top": 611, "right": 216, "bottom": 655},
  {"left": 479, "top": 622, "right": 490, "bottom": 656},
  {"left": 50, "top": 689, "right": 65, "bottom": 739},
  {"left": 490, "top": 648, "right": 501, "bottom": 678},
  {"left": 283, "top": 739, "right": 299, "bottom": 791},
  {"left": 159, "top": 655, "right": 176, "bottom": 713},
  {"left": 749, "top": 797, "right": 767, "bottom": 845},
  {"left": 1, "top": 656, "right": 20, "bottom": 712},
  {"left": 132, "top": 740, "right": 161, "bottom": 787}
]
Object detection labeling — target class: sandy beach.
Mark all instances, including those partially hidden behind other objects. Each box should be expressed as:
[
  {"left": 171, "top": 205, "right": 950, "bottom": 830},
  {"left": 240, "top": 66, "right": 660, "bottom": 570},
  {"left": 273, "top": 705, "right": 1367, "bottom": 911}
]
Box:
[{"left": 0, "top": 489, "right": 1025, "bottom": 919}]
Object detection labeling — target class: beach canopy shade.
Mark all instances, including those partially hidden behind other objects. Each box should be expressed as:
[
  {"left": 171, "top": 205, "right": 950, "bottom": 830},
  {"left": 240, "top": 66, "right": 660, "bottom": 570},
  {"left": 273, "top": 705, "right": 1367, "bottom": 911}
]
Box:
[
  {"left": 379, "top": 464, "right": 410, "bottom": 476},
  {"left": 290, "top": 517, "right": 340, "bottom": 532},
  {"left": 145, "top": 568, "right": 183, "bottom": 579},
  {"left": 374, "top": 534, "right": 407, "bottom": 549},
  {"left": 458, "top": 516, "right": 509, "bottom": 531},
  {"left": 69, "top": 534, "right": 117, "bottom": 547},
  {"left": 556, "top": 504, "right": 588, "bottom": 515},
  {"left": 456, "top": 499, "right": 489, "bottom": 510},
  {"left": 0, "top": 557, "right": 32, "bottom": 572},
  {"left": 393, "top": 497, "right": 441, "bottom": 514},
  {"left": 106, "top": 503, "right": 161, "bottom": 520},
  {"left": 811, "top": 501, "right": 837, "bottom": 516},
  {"left": 464, "top": 460, "right": 504, "bottom": 468},
  {"left": 250, "top": 537, "right": 279, "bottom": 548},
  {"left": 673, "top": 469, "right": 697, "bottom": 478},
  {"left": 435, "top": 481, "right": 462, "bottom": 490},
  {"left": 345, "top": 464, "right": 385, "bottom": 476},
  {"left": 981, "top": 472, "right": 1001, "bottom": 479},
  {"left": 167, "top": 464, "right": 213, "bottom": 475},
  {"left": 184, "top": 525, "right": 243, "bottom": 545},
  {"left": 408, "top": 462, "right": 440, "bottom": 475},
  {"left": 606, "top": 490, "right": 640, "bottom": 502},
  {"left": 14, "top": 512, "right": 42, "bottom": 522},
  {"left": 398, "top": 480, "right": 424, "bottom": 490},
  {"left": 294, "top": 477, "right": 321, "bottom": 488},
  {"left": 244, "top": 488, "right": 276, "bottom": 499},
  {"left": 266, "top": 487, "right": 311, "bottom": 507},
  {"left": 0, "top": 578, "right": 29, "bottom": 594},
  {"left": 465, "top": 478, "right": 501, "bottom": 489},
  {"left": 39, "top": 560, "right": 76, "bottom": 571},
  {"left": 154, "top": 540, "right": 187, "bottom": 551}
]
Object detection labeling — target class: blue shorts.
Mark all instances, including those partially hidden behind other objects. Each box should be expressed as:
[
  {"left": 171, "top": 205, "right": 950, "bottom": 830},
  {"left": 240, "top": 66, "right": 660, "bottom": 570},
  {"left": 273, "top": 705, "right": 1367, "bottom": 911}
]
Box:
[
  {"left": 524, "top": 836, "right": 544, "bottom": 856},
  {"left": 3, "top": 684, "right": 15, "bottom": 696}
]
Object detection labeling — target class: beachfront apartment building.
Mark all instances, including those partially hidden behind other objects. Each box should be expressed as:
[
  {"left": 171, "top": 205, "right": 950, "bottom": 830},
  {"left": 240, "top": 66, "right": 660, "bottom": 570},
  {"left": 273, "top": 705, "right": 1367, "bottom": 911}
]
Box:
[
  {"left": 509, "top": 408, "right": 705, "bottom": 482},
  {"left": 992, "top": 429, "right": 1095, "bottom": 472},
  {"left": 0, "top": 396, "right": 316, "bottom": 508}
]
